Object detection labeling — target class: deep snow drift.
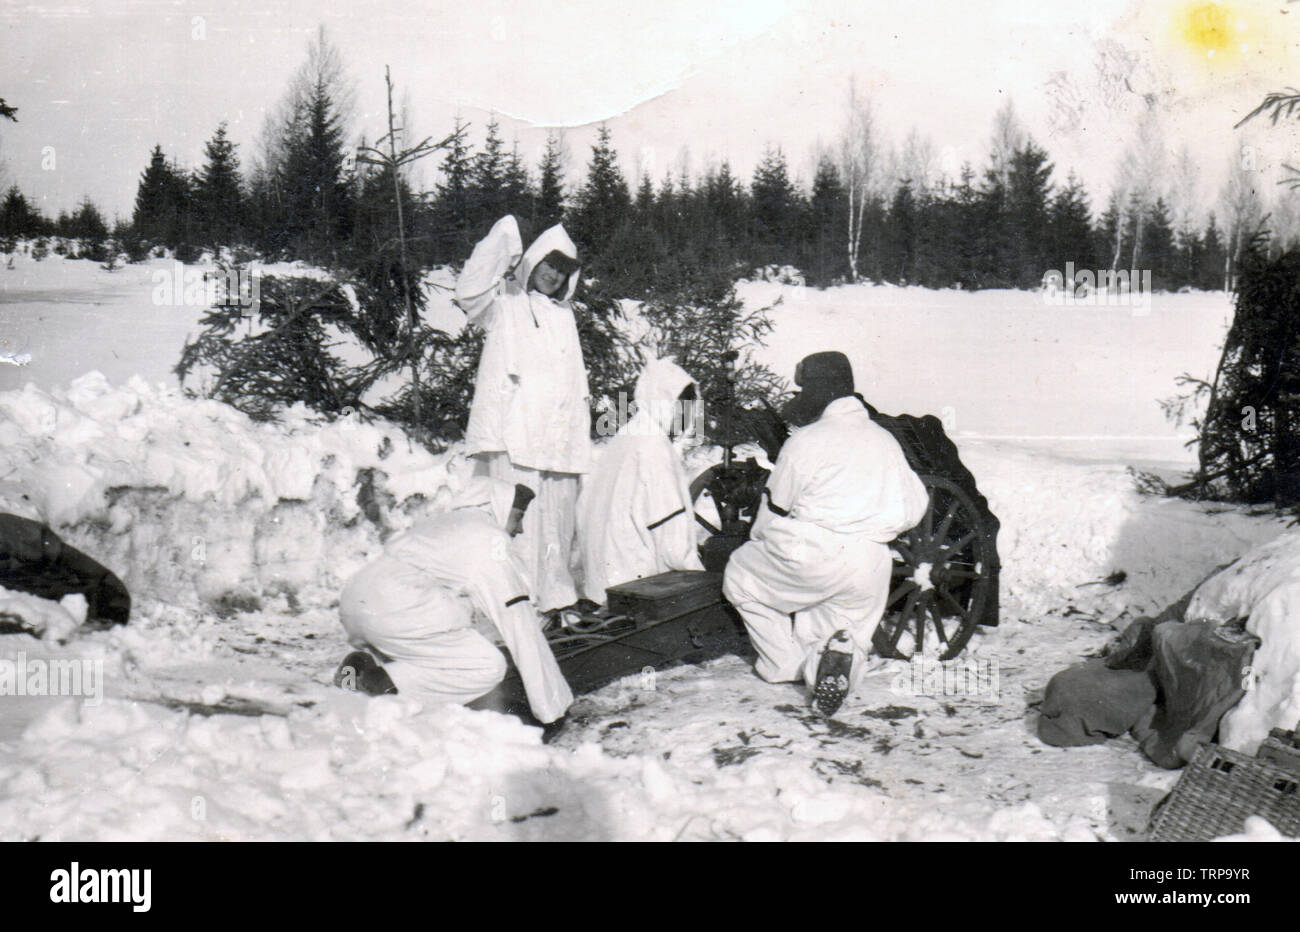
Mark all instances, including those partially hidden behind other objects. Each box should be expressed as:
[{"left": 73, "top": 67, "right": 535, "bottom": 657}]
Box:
[{"left": 0, "top": 251, "right": 1295, "bottom": 841}]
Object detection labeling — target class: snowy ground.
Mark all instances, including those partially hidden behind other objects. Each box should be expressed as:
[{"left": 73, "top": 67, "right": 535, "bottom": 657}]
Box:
[{"left": 0, "top": 250, "right": 1291, "bottom": 841}]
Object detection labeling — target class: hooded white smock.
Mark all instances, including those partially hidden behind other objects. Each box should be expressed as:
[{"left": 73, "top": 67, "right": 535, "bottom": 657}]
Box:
[
  {"left": 339, "top": 477, "right": 573, "bottom": 723},
  {"left": 578, "top": 358, "right": 705, "bottom": 602},
  {"left": 455, "top": 215, "right": 592, "bottom": 475},
  {"left": 723, "top": 395, "right": 928, "bottom": 687}
]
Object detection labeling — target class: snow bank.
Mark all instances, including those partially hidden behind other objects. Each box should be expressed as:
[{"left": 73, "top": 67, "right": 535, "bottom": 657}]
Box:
[
  {"left": 0, "top": 371, "right": 461, "bottom": 615},
  {"left": 0, "top": 692, "right": 1092, "bottom": 842},
  {"left": 964, "top": 442, "right": 1286, "bottom": 620}
]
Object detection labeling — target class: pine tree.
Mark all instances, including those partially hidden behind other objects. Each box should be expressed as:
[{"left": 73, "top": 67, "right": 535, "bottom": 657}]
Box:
[
  {"left": 807, "top": 154, "right": 845, "bottom": 286},
  {"left": 1049, "top": 172, "right": 1094, "bottom": 275},
  {"left": 195, "top": 122, "right": 244, "bottom": 249},
  {"left": 571, "top": 124, "right": 631, "bottom": 259},
  {"left": 1176, "top": 225, "right": 1203, "bottom": 289},
  {"left": 884, "top": 179, "right": 917, "bottom": 283},
  {"left": 432, "top": 116, "right": 474, "bottom": 261},
  {"left": 470, "top": 118, "right": 507, "bottom": 231},
  {"left": 69, "top": 196, "right": 108, "bottom": 245},
  {"left": 0, "top": 185, "right": 43, "bottom": 237},
  {"left": 1005, "top": 141, "right": 1054, "bottom": 288},
  {"left": 635, "top": 172, "right": 655, "bottom": 216},
  {"left": 950, "top": 163, "right": 982, "bottom": 288},
  {"left": 535, "top": 132, "right": 566, "bottom": 229},
  {"left": 1199, "top": 214, "right": 1227, "bottom": 291},
  {"left": 700, "top": 161, "right": 746, "bottom": 268},
  {"left": 132, "top": 145, "right": 191, "bottom": 250},
  {"left": 250, "top": 25, "right": 356, "bottom": 260},
  {"left": 503, "top": 139, "right": 532, "bottom": 220},
  {"left": 279, "top": 75, "right": 353, "bottom": 262},
  {"left": 1142, "top": 197, "right": 1177, "bottom": 290},
  {"left": 750, "top": 147, "right": 801, "bottom": 269}
]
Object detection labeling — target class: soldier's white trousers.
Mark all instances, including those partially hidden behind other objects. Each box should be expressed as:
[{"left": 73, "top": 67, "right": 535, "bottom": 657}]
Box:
[{"left": 723, "top": 517, "right": 891, "bottom": 687}]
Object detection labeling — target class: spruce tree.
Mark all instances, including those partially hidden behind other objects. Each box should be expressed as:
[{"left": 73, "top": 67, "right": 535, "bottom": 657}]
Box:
[
  {"left": 470, "top": 118, "right": 507, "bottom": 231},
  {"left": 1199, "top": 214, "right": 1227, "bottom": 291},
  {"left": 1176, "top": 225, "right": 1203, "bottom": 289},
  {"left": 0, "top": 185, "right": 42, "bottom": 237},
  {"left": 433, "top": 116, "right": 473, "bottom": 261},
  {"left": 69, "top": 196, "right": 108, "bottom": 245},
  {"left": 951, "top": 164, "right": 981, "bottom": 288},
  {"left": 195, "top": 122, "right": 244, "bottom": 249},
  {"left": 503, "top": 139, "right": 532, "bottom": 220},
  {"left": 132, "top": 145, "right": 190, "bottom": 250},
  {"left": 1142, "top": 197, "right": 1177, "bottom": 290},
  {"left": 750, "top": 147, "right": 801, "bottom": 269},
  {"left": 976, "top": 167, "right": 1010, "bottom": 287},
  {"left": 571, "top": 124, "right": 631, "bottom": 260},
  {"left": 1049, "top": 172, "right": 1094, "bottom": 276},
  {"left": 884, "top": 179, "right": 917, "bottom": 284},
  {"left": 1005, "top": 141, "right": 1054, "bottom": 287},
  {"left": 279, "top": 76, "right": 352, "bottom": 262},
  {"left": 535, "top": 132, "right": 566, "bottom": 229},
  {"left": 807, "top": 155, "right": 845, "bottom": 286}
]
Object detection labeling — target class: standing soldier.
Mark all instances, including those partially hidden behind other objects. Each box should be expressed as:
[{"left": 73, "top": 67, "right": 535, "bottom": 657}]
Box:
[{"left": 455, "top": 215, "right": 591, "bottom": 613}]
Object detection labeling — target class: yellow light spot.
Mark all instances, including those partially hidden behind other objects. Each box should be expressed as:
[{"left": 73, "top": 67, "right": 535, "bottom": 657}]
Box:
[{"left": 1179, "top": 2, "right": 1234, "bottom": 57}]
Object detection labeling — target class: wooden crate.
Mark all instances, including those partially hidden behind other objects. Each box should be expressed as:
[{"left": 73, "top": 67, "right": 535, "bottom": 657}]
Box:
[{"left": 605, "top": 570, "right": 725, "bottom": 624}]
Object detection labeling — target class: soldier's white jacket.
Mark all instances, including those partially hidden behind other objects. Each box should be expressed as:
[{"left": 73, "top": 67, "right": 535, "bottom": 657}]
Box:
[
  {"left": 343, "top": 478, "right": 573, "bottom": 723},
  {"left": 577, "top": 357, "right": 705, "bottom": 602},
  {"left": 754, "top": 396, "right": 929, "bottom": 544},
  {"left": 455, "top": 214, "right": 593, "bottom": 476}
]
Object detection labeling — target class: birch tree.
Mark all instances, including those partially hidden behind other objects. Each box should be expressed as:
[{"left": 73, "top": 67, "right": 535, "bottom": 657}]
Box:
[{"left": 838, "top": 79, "right": 879, "bottom": 283}]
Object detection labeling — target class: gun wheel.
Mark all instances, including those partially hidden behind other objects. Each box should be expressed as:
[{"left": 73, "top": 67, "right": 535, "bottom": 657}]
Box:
[{"left": 872, "top": 474, "right": 994, "bottom": 662}]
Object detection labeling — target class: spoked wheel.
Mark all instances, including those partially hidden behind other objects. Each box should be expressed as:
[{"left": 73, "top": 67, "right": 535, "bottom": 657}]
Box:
[{"left": 872, "top": 474, "right": 994, "bottom": 661}]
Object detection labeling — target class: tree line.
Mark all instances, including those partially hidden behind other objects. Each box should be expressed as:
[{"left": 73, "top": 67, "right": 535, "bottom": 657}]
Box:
[{"left": 1, "top": 32, "right": 1283, "bottom": 297}]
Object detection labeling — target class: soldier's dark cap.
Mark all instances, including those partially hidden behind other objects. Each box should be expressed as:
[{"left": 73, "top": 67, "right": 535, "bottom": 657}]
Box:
[{"left": 781, "top": 351, "right": 855, "bottom": 427}]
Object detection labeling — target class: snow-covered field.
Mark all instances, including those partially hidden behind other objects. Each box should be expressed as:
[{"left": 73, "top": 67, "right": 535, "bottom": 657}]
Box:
[{"left": 0, "top": 250, "right": 1293, "bottom": 841}]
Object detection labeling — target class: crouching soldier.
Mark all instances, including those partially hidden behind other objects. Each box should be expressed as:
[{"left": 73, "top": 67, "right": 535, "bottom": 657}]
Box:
[
  {"left": 723, "top": 352, "right": 928, "bottom": 716},
  {"left": 333, "top": 477, "right": 573, "bottom": 725}
]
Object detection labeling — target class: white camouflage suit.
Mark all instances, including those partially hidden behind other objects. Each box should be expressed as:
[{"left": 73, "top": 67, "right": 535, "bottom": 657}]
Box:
[
  {"left": 723, "top": 396, "right": 928, "bottom": 689},
  {"left": 339, "top": 478, "right": 573, "bottom": 724},
  {"left": 455, "top": 215, "right": 592, "bottom": 612},
  {"left": 577, "top": 357, "right": 704, "bottom": 602}
]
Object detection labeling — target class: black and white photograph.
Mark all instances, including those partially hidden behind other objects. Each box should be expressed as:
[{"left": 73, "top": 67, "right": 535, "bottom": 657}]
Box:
[{"left": 1, "top": 0, "right": 1298, "bottom": 870}]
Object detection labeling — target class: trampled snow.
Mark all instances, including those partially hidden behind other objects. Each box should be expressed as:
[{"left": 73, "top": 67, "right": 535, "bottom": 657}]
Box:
[{"left": 0, "top": 251, "right": 1295, "bottom": 841}]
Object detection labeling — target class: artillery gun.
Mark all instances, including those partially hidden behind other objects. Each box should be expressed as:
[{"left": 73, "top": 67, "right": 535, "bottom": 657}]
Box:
[{"left": 475, "top": 361, "right": 1002, "bottom": 725}]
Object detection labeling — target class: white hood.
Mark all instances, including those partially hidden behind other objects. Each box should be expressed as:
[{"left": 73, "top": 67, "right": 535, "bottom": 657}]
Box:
[
  {"left": 627, "top": 357, "right": 699, "bottom": 438},
  {"left": 518, "top": 223, "right": 581, "bottom": 302}
]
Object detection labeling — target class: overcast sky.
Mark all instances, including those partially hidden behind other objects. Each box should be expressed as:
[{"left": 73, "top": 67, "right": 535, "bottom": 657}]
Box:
[{"left": 2, "top": 0, "right": 1297, "bottom": 223}]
